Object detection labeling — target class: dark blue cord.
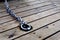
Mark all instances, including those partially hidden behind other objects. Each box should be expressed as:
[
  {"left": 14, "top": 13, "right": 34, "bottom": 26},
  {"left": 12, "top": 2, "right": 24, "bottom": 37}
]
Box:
[
  {"left": 4, "top": 0, "right": 25, "bottom": 24},
  {"left": 4, "top": 0, "right": 32, "bottom": 31}
]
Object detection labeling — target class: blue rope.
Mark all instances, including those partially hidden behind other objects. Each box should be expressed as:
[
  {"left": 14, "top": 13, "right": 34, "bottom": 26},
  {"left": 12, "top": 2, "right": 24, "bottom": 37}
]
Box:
[
  {"left": 4, "top": 0, "right": 32, "bottom": 31},
  {"left": 4, "top": 0, "right": 25, "bottom": 24}
]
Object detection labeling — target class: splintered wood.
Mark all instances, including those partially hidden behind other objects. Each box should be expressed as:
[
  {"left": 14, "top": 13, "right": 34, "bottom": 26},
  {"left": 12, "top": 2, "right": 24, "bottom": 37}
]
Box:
[{"left": 0, "top": 0, "right": 60, "bottom": 40}]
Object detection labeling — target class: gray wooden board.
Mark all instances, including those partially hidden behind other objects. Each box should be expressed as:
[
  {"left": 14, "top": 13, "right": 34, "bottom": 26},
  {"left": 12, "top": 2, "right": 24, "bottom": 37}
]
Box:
[
  {"left": 0, "top": 0, "right": 60, "bottom": 40},
  {"left": 0, "top": 12, "right": 60, "bottom": 40},
  {"left": 0, "top": 7, "right": 60, "bottom": 32},
  {"left": 0, "top": 1, "right": 51, "bottom": 18},
  {"left": 0, "top": 0, "right": 49, "bottom": 12},
  {"left": 15, "top": 20, "right": 60, "bottom": 40},
  {"left": 0, "top": 4, "right": 57, "bottom": 24}
]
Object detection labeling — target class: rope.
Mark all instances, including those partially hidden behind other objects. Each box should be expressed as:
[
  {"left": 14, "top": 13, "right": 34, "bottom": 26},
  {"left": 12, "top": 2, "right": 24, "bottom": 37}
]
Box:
[
  {"left": 4, "top": 0, "right": 32, "bottom": 31},
  {"left": 4, "top": 0, "right": 25, "bottom": 24}
]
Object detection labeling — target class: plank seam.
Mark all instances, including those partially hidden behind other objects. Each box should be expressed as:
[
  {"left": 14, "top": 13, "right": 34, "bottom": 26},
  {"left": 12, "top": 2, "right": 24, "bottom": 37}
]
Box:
[
  {"left": 0, "top": 4, "right": 53, "bottom": 18},
  {"left": 12, "top": 19, "right": 60, "bottom": 40},
  {"left": 0, "top": 5, "right": 57, "bottom": 25},
  {"left": 0, "top": 1, "right": 50, "bottom": 13},
  {"left": 0, "top": 11, "right": 60, "bottom": 33},
  {"left": 42, "top": 30, "right": 60, "bottom": 40}
]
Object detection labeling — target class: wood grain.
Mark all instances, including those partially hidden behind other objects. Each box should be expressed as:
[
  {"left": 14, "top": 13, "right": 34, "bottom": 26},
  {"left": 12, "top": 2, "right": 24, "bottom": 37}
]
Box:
[{"left": 0, "top": 0, "right": 60, "bottom": 40}]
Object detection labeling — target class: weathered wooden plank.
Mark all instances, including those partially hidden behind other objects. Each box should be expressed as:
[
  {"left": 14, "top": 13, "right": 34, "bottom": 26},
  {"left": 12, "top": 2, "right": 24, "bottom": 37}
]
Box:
[
  {"left": 14, "top": 20, "right": 60, "bottom": 40},
  {"left": 49, "top": 0, "right": 60, "bottom": 6},
  {"left": 46, "top": 32, "right": 60, "bottom": 40},
  {"left": 0, "top": 1, "right": 51, "bottom": 18},
  {"left": 9, "top": 0, "right": 42, "bottom": 8},
  {"left": 42, "top": 19, "right": 60, "bottom": 40},
  {"left": 15, "top": 31, "right": 60, "bottom": 40},
  {"left": 0, "top": 0, "right": 40, "bottom": 12},
  {"left": 17, "top": 4, "right": 56, "bottom": 17},
  {"left": 13, "top": 1, "right": 51, "bottom": 13},
  {"left": 10, "top": 13, "right": 60, "bottom": 39},
  {"left": 0, "top": 7, "right": 59, "bottom": 32},
  {"left": 15, "top": 34, "right": 39, "bottom": 40},
  {"left": 0, "top": 0, "right": 60, "bottom": 40},
  {"left": 0, "top": 0, "right": 37, "bottom": 9},
  {"left": 0, "top": 0, "right": 41, "bottom": 12},
  {"left": 0, "top": 37, "right": 10, "bottom": 40},
  {"left": 0, "top": 0, "right": 49, "bottom": 7},
  {"left": 0, "top": 4, "right": 57, "bottom": 24},
  {"left": 0, "top": 12, "right": 60, "bottom": 40},
  {"left": 0, "top": 0, "right": 49, "bottom": 13}
]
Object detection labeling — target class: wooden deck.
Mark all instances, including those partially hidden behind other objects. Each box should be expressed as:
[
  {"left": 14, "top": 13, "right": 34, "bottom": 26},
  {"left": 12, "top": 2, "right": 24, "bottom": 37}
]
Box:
[{"left": 0, "top": 0, "right": 60, "bottom": 40}]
